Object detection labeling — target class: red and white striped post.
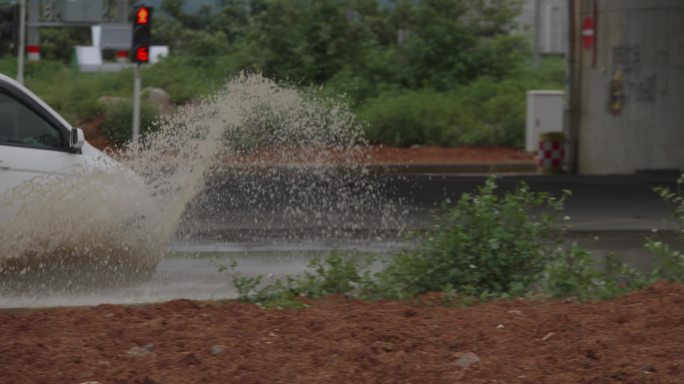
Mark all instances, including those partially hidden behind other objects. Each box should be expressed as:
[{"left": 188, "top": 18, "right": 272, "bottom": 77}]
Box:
[
  {"left": 27, "top": 45, "right": 40, "bottom": 61},
  {"left": 115, "top": 50, "right": 128, "bottom": 63}
]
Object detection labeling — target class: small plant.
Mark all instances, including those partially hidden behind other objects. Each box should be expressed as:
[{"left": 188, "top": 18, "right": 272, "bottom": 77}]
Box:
[
  {"left": 219, "top": 260, "right": 263, "bottom": 301},
  {"left": 289, "top": 252, "right": 376, "bottom": 299},
  {"left": 544, "top": 244, "right": 599, "bottom": 300},
  {"left": 645, "top": 175, "right": 684, "bottom": 282},
  {"left": 100, "top": 101, "right": 160, "bottom": 145},
  {"left": 221, "top": 252, "right": 375, "bottom": 308},
  {"left": 544, "top": 245, "right": 644, "bottom": 301}
]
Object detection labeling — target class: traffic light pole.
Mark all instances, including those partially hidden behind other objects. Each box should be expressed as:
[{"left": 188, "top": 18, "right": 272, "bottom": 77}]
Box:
[
  {"left": 132, "top": 62, "right": 141, "bottom": 140},
  {"left": 131, "top": 5, "right": 152, "bottom": 142},
  {"left": 16, "top": 0, "right": 25, "bottom": 84}
]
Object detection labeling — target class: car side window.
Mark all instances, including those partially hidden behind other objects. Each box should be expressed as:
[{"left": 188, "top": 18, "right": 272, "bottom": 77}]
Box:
[{"left": 0, "top": 92, "right": 63, "bottom": 150}]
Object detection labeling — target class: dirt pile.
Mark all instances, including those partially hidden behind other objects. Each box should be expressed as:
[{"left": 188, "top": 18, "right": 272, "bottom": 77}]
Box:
[{"left": 2, "top": 282, "right": 683, "bottom": 383}]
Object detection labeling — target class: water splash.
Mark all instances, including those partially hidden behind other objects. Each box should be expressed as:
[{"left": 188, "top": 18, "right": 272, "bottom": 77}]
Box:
[{"left": 0, "top": 74, "right": 403, "bottom": 293}]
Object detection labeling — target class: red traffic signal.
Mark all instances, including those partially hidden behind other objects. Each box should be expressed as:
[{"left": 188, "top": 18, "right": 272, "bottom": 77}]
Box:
[
  {"left": 131, "top": 5, "right": 153, "bottom": 63},
  {"left": 135, "top": 47, "right": 149, "bottom": 63},
  {"left": 136, "top": 7, "right": 150, "bottom": 25}
]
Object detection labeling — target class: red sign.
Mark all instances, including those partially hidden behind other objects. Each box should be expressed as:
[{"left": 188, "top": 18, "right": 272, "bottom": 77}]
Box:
[
  {"left": 136, "top": 7, "right": 150, "bottom": 25},
  {"left": 582, "top": 15, "right": 595, "bottom": 50}
]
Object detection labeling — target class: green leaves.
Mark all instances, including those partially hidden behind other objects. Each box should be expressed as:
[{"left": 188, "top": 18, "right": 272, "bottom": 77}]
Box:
[
  {"left": 377, "top": 176, "right": 567, "bottom": 298},
  {"left": 645, "top": 176, "right": 684, "bottom": 283}
]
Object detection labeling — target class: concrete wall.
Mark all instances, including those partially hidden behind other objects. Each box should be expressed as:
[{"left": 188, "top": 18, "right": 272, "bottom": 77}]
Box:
[
  {"left": 516, "top": 0, "right": 568, "bottom": 54},
  {"left": 575, "top": 0, "right": 684, "bottom": 174}
]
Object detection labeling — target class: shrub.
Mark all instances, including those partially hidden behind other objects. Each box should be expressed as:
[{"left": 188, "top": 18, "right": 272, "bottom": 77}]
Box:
[
  {"left": 357, "top": 57, "right": 565, "bottom": 148},
  {"left": 100, "top": 101, "right": 160, "bottom": 145},
  {"left": 357, "top": 89, "right": 463, "bottom": 147},
  {"left": 375, "top": 177, "right": 568, "bottom": 299},
  {"left": 544, "top": 245, "right": 644, "bottom": 301},
  {"left": 223, "top": 252, "right": 376, "bottom": 309}
]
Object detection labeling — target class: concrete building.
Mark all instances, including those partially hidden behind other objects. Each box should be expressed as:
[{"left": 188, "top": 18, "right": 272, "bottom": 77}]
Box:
[
  {"left": 516, "top": 0, "right": 568, "bottom": 55},
  {"left": 566, "top": 0, "right": 684, "bottom": 174}
]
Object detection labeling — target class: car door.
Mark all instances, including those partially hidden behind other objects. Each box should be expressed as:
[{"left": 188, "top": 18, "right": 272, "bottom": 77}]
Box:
[{"left": 0, "top": 82, "right": 87, "bottom": 221}]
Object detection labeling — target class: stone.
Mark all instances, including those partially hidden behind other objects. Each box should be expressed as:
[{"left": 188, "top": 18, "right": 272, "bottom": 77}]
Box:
[
  {"left": 143, "top": 87, "right": 173, "bottom": 112},
  {"left": 454, "top": 352, "right": 480, "bottom": 369},
  {"left": 126, "top": 346, "right": 154, "bottom": 357},
  {"left": 211, "top": 345, "right": 224, "bottom": 355}
]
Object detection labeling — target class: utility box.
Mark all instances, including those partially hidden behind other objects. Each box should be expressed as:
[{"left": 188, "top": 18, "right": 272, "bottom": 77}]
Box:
[
  {"left": 525, "top": 90, "right": 564, "bottom": 152},
  {"left": 58, "top": 0, "right": 103, "bottom": 23}
]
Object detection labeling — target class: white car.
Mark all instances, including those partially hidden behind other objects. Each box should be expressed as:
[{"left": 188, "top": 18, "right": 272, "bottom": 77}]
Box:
[
  {"left": 0, "top": 73, "right": 109, "bottom": 199},
  {"left": 0, "top": 73, "right": 160, "bottom": 290}
]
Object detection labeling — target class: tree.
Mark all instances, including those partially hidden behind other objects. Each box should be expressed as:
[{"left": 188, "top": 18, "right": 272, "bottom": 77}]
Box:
[{"left": 245, "top": 0, "right": 377, "bottom": 84}]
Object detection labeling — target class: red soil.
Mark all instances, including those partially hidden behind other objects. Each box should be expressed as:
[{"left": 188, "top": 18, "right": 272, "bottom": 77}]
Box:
[{"left": 2, "top": 282, "right": 683, "bottom": 383}]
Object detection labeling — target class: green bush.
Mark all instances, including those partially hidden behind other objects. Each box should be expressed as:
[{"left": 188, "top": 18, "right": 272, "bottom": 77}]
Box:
[
  {"left": 357, "top": 57, "right": 565, "bottom": 148},
  {"left": 544, "top": 245, "right": 644, "bottom": 301},
  {"left": 376, "top": 177, "right": 567, "bottom": 299},
  {"left": 100, "top": 101, "right": 160, "bottom": 145}
]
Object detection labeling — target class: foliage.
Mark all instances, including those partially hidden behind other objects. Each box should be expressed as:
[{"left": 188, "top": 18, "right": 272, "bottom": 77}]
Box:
[
  {"left": 544, "top": 245, "right": 644, "bottom": 301},
  {"left": 223, "top": 252, "right": 376, "bottom": 308},
  {"left": 357, "top": 57, "right": 565, "bottom": 147},
  {"left": 0, "top": 0, "right": 561, "bottom": 149},
  {"left": 219, "top": 260, "right": 264, "bottom": 301},
  {"left": 40, "top": 27, "right": 92, "bottom": 63},
  {"left": 645, "top": 175, "right": 684, "bottom": 282},
  {"left": 376, "top": 176, "right": 567, "bottom": 299},
  {"left": 286, "top": 252, "right": 376, "bottom": 299},
  {"left": 100, "top": 101, "right": 160, "bottom": 145}
]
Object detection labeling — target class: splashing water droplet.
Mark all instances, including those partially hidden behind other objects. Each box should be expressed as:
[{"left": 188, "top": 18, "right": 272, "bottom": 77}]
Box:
[{"left": 0, "top": 73, "right": 405, "bottom": 293}]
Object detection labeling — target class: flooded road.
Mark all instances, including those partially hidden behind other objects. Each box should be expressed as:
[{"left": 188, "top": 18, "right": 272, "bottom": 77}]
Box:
[
  {"left": 2, "top": 173, "right": 681, "bottom": 308},
  {"left": 0, "top": 241, "right": 405, "bottom": 308}
]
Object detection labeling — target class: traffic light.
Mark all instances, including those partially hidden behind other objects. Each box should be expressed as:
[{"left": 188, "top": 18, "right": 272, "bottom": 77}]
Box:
[
  {"left": 0, "top": 5, "right": 18, "bottom": 46},
  {"left": 131, "top": 5, "right": 152, "bottom": 63}
]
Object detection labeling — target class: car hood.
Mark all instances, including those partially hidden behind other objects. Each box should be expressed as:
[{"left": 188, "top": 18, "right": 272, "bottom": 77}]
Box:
[{"left": 81, "top": 142, "right": 123, "bottom": 173}]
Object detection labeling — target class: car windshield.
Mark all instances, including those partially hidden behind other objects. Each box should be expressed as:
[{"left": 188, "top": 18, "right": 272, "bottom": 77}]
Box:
[{"left": 0, "top": 92, "right": 62, "bottom": 150}]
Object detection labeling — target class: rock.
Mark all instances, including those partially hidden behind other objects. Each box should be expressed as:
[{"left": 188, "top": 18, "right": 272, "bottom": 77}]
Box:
[
  {"left": 143, "top": 343, "right": 155, "bottom": 352},
  {"left": 508, "top": 310, "right": 523, "bottom": 315},
  {"left": 639, "top": 363, "right": 656, "bottom": 374},
  {"left": 211, "top": 345, "right": 224, "bottom": 355},
  {"left": 454, "top": 352, "right": 480, "bottom": 369},
  {"left": 143, "top": 87, "right": 172, "bottom": 112},
  {"left": 126, "top": 346, "right": 155, "bottom": 357}
]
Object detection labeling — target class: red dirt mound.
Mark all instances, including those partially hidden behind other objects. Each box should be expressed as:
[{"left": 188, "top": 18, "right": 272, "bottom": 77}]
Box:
[{"left": 2, "top": 282, "right": 684, "bottom": 383}]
